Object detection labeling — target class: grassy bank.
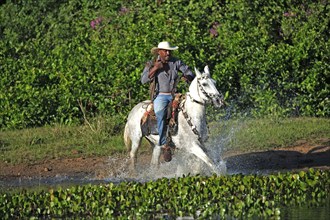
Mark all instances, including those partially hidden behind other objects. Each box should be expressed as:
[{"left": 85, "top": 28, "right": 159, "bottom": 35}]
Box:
[
  {"left": 0, "top": 116, "right": 127, "bottom": 164},
  {"left": 0, "top": 117, "right": 329, "bottom": 164}
]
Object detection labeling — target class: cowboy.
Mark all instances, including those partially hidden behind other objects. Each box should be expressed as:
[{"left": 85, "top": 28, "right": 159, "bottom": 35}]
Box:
[{"left": 141, "top": 41, "right": 195, "bottom": 161}]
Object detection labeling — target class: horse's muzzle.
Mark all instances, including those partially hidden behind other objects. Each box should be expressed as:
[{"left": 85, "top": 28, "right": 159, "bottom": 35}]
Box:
[{"left": 212, "top": 95, "right": 225, "bottom": 108}]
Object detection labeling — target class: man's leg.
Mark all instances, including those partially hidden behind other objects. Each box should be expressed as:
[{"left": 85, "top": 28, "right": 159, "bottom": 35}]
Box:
[
  {"left": 154, "top": 94, "right": 173, "bottom": 162},
  {"left": 154, "top": 94, "right": 172, "bottom": 146}
]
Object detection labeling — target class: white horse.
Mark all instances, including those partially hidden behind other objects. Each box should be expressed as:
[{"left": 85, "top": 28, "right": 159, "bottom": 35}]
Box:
[{"left": 124, "top": 66, "right": 224, "bottom": 174}]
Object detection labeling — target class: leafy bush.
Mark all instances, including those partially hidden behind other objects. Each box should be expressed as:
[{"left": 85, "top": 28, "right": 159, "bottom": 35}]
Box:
[{"left": 0, "top": 0, "right": 329, "bottom": 129}]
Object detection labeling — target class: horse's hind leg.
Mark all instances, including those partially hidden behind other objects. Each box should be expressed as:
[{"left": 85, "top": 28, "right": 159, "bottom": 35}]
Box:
[{"left": 129, "top": 137, "right": 142, "bottom": 172}]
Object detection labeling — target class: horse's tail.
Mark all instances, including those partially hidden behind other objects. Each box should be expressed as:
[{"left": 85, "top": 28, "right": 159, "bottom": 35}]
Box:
[{"left": 123, "top": 123, "right": 131, "bottom": 152}]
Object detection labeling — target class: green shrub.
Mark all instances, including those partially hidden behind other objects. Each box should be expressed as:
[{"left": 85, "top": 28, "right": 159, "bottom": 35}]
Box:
[{"left": 1, "top": 0, "right": 329, "bottom": 129}]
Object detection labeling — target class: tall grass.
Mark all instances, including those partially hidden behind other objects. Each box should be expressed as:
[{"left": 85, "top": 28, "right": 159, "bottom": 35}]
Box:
[
  {"left": 0, "top": 117, "right": 329, "bottom": 164},
  {"left": 209, "top": 117, "right": 330, "bottom": 153},
  {"left": 0, "top": 115, "right": 127, "bottom": 164}
]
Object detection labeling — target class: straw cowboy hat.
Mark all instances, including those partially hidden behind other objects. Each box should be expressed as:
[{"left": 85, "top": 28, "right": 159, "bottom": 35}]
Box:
[{"left": 151, "top": 41, "right": 179, "bottom": 54}]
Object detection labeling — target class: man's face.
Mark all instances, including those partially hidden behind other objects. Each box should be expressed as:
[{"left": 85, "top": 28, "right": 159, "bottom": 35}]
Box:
[{"left": 158, "top": 49, "right": 171, "bottom": 63}]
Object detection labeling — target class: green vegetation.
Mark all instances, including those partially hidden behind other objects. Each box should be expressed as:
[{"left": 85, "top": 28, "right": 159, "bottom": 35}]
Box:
[
  {"left": 0, "top": 169, "right": 329, "bottom": 219},
  {"left": 1, "top": 0, "right": 329, "bottom": 130},
  {"left": 1, "top": 1, "right": 329, "bottom": 216},
  {"left": 1, "top": 117, "right": 329, "bottom": 164}
]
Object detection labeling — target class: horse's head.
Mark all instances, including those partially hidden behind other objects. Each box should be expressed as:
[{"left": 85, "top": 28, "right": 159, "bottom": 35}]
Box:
[{"left": 190, "top": 66, "right": 224, "bottom": 108}]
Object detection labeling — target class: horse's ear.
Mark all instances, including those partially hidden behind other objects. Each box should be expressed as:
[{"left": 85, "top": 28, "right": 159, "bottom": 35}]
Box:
[
  {"left": 204, "top": 65, "right": 210, "bottom": 77},
  {"left": 194, "top": 67, "right": 202, "bottom": 77}
]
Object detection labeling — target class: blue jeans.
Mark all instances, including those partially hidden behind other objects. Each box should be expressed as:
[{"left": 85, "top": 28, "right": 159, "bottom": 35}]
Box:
[{"left": 154, "top": 94, "right": 173, "bottom": 146}]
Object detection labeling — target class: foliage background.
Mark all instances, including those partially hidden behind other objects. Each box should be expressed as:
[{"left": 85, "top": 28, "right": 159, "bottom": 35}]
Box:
[{"left": 0, "top": 0, "right": 329, "bottom": 129}]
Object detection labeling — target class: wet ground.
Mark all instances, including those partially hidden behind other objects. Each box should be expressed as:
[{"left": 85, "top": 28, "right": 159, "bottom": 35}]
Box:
[{"left": 0, "top": 139, "right": 329, "bottom": 190}]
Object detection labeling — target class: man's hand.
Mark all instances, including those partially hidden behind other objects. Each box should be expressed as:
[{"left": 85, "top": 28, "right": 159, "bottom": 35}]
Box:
[
  {"left": 153, "top": 59, "right": 163, "bottom": 69},
  {"left": 181, "top": 75, "right": 194, "bottom": 83},
  {"left": 148, "top": 60, "right": 162, "bottom": 79}
]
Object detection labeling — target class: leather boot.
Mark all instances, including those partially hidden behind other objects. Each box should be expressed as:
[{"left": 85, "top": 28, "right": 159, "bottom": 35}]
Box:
[{"left": 162, "top": 145, "right": 172, "bottom": 162}]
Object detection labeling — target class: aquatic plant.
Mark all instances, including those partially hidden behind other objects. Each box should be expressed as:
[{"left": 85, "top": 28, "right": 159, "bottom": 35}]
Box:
[{"left": 0, "top": 169, "right": 329, "bottom": 219}]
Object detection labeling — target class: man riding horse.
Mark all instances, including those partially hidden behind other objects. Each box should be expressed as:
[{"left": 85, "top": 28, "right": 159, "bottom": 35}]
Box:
[{"left": 141, "top": 41, "right": 195, "bottom": 162}]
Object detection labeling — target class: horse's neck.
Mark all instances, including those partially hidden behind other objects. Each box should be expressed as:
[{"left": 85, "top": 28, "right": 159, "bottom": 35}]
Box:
[
  {"left": 184, "top": 92, "right": 207, "bottom": 129},
  {"left": 182, "top": 79, "right": 208, "bottom": 141}
]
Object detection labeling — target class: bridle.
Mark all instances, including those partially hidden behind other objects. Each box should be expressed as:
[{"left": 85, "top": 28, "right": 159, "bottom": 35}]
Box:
[{"left": 188, "top": 75, "right": 219, "bottom": 106}]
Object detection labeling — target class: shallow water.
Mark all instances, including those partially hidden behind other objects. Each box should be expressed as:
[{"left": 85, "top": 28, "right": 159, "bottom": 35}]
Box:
[{"left": 280, "top": 198, "right": 330, "bottom": 220}]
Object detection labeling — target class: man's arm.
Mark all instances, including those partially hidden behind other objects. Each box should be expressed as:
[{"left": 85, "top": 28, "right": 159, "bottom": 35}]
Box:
[
  {"left": 141, "top": 60, "right": 163, "bottom": 84},
  {"left": 182, "top": 75, "right": 194, "bottom": 83},
  {"left": 178, "top": 60, "right": 195, "bottom": 83}
]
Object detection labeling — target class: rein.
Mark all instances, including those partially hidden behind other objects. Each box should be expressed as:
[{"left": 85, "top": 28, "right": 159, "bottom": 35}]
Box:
[{"left": 187, "top": 93, "right": 205, "bottom": 106}]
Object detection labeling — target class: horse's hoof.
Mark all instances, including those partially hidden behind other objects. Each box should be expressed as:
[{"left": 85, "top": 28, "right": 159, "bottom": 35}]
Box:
[{"left": 162, "top": 145, "right": 172, "bottom": 162}]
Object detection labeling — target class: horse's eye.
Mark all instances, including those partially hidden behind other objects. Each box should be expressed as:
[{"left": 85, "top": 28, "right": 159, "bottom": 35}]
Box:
[{"left": 202, "top": 83, "right": 208, "bottom": 87}]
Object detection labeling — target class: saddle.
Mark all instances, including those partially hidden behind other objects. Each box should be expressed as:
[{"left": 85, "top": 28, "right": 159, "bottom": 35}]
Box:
[{"left": 141, "top": 93, "right": 183, "bottom": 137}]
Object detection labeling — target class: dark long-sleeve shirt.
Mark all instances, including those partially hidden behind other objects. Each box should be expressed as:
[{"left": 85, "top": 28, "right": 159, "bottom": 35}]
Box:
[{"left": 141, "top": 57, "right": 194, "bottom": 94}]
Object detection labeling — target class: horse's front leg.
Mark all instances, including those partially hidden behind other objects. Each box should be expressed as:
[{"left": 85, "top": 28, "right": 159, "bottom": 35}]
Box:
[
  {"left": 189, "top": 141, "right": 218, "bottom": 174},
  {"left": 150, "top": 145, "right": 162, "bottom": 167}
]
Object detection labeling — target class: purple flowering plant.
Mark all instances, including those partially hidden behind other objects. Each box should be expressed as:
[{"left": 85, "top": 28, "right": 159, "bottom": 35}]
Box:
[{"left": 90, "top": 17, "right": 103, "bottom": 29}]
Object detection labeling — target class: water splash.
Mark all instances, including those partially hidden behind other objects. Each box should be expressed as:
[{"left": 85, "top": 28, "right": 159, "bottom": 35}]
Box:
[
  {"left": 131, "top": 152, "right": 227, "bottom": 182},
  {"left": 102, "top": 139, "right": 228, "bottom": 183}
]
